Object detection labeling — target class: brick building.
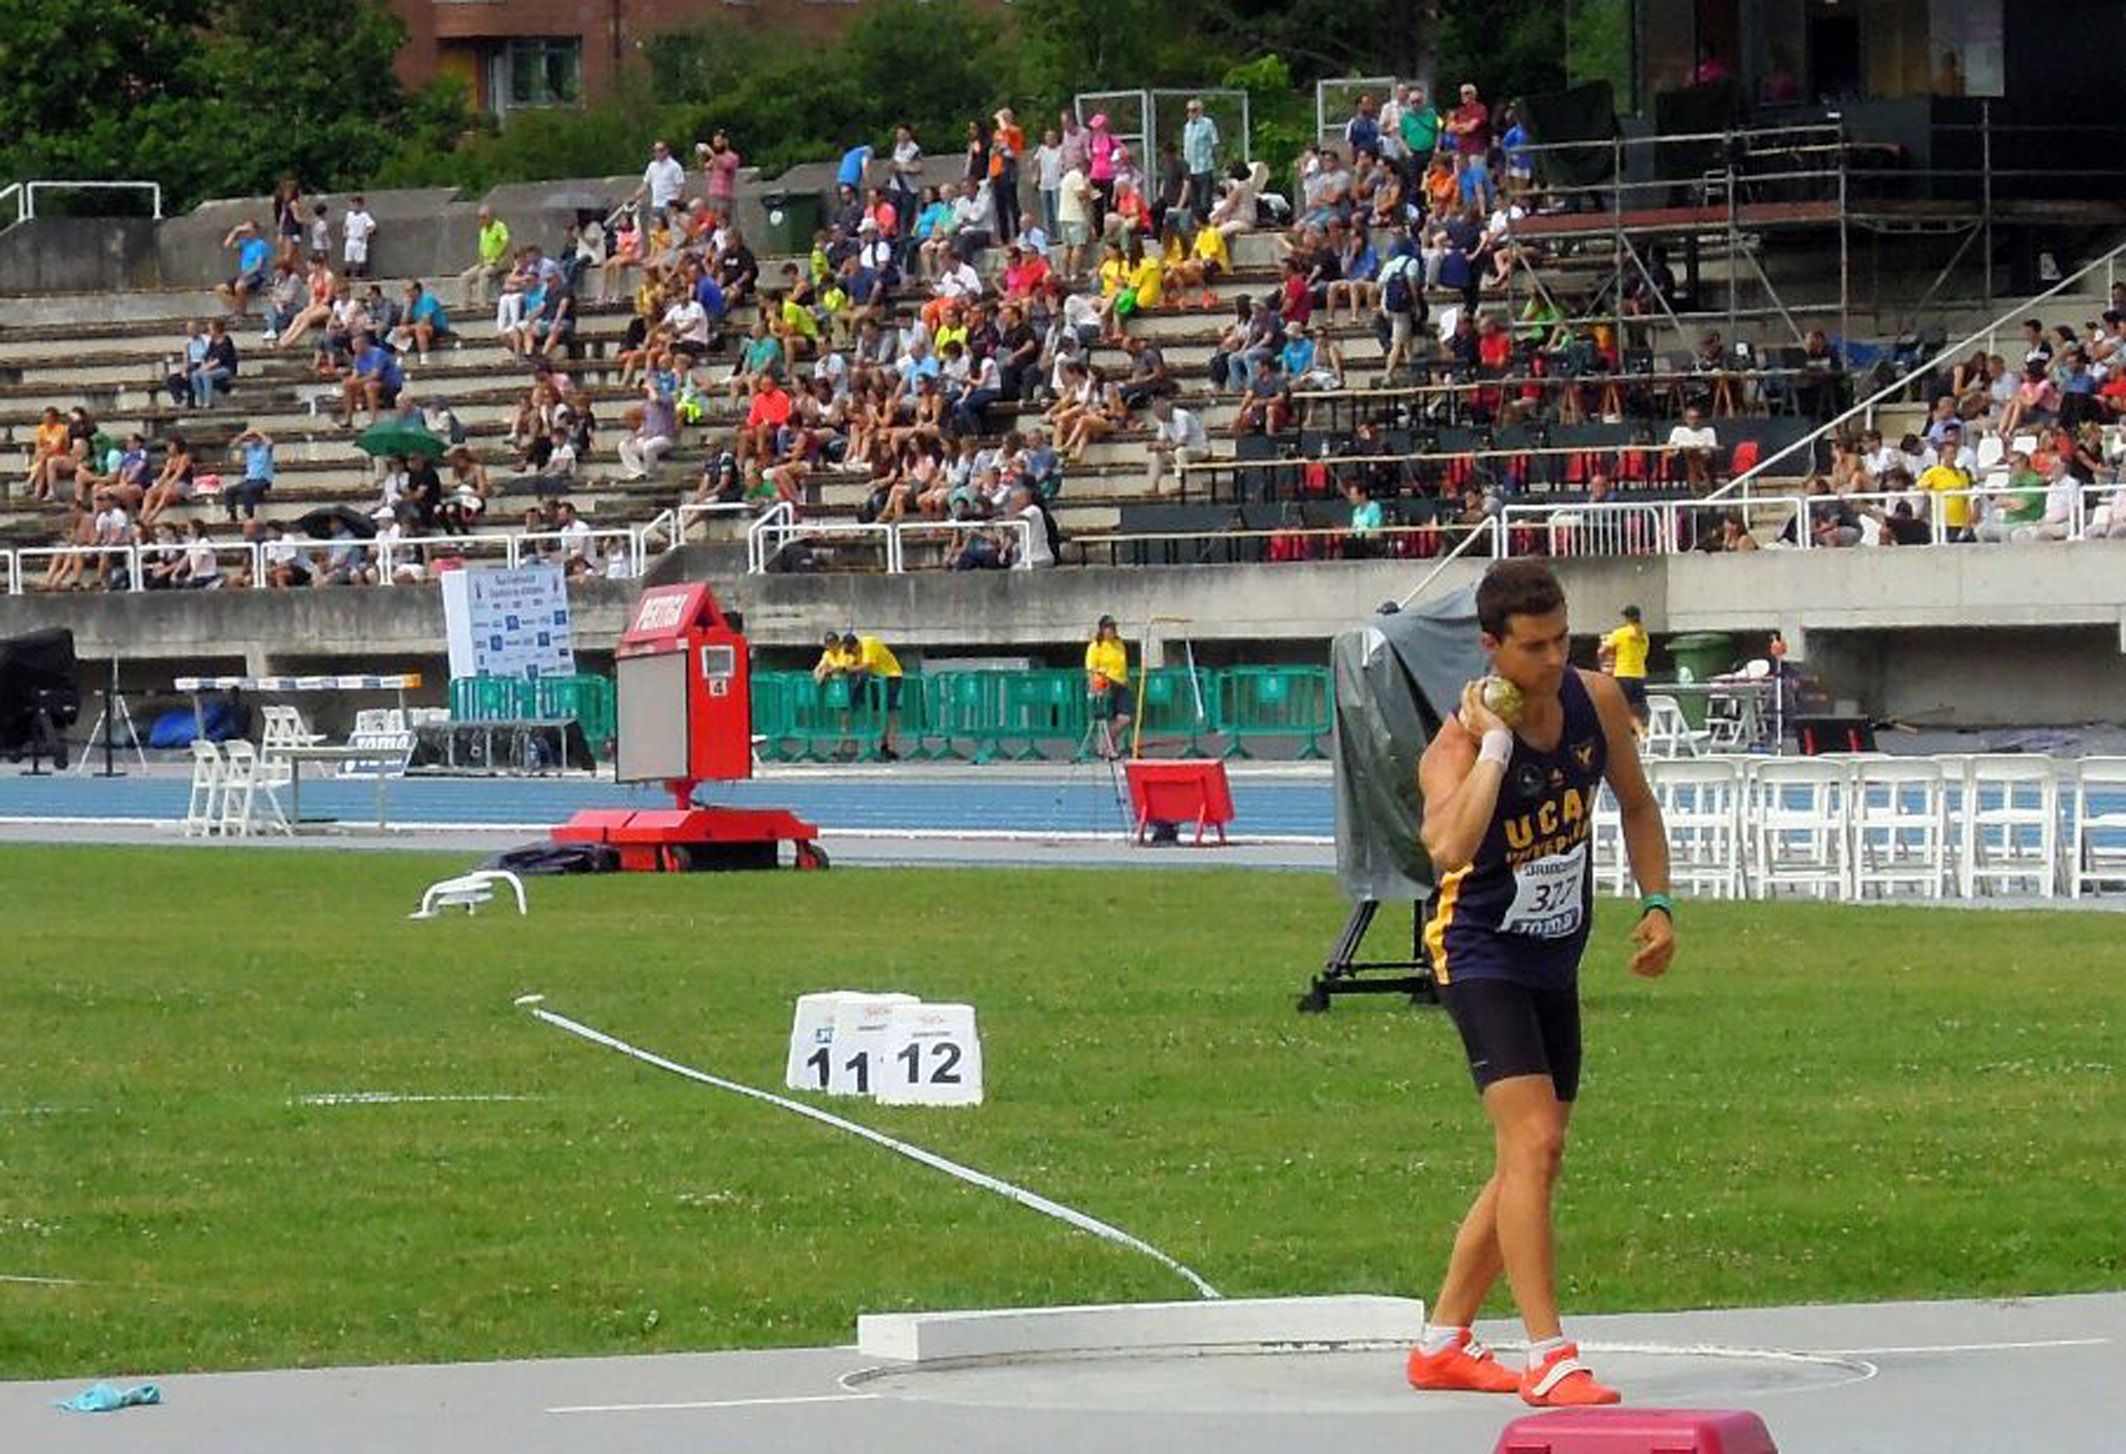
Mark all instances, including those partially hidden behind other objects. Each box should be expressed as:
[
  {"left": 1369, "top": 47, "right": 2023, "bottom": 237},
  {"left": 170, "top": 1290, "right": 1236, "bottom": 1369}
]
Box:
[{"left": 389, "top": 0, "right": 871, "bottom": 117}]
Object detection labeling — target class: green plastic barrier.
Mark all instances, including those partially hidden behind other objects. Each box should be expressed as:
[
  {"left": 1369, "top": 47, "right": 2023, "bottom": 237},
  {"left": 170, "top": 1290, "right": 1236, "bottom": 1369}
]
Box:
[
  {"left": 450, "top": 673, "right": 616, "bottom": 756},
  {"left": 1123, "top": 667, "right": 1221, "bottom": 758},
  {"left": 1219, "top": 665, "right": 1332, "bottom": 759},
  {"left": 749, "top": 672, "right": 803, "bottom": 761}
]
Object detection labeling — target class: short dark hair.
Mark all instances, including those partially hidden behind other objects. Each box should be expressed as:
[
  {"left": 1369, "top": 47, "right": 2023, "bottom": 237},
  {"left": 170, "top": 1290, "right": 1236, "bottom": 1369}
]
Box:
[{"left": 1476, "top": 560, "right": 1565, "bottom": 638}]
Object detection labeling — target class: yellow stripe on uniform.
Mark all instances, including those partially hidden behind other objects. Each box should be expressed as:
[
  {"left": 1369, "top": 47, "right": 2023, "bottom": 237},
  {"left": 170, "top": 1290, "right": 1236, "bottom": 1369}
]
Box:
[{"left": 1423, "top": 867, "right": 1468, "bottom": 986}]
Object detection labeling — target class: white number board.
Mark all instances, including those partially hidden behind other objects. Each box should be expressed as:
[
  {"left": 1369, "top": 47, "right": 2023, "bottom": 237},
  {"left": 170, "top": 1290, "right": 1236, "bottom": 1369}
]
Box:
[
  {"left": 875, "top": 1002, "right": 983, "bottom": 1107},
  {"left": 786, "top": 993, "right": 980, "bottom": 1106}
]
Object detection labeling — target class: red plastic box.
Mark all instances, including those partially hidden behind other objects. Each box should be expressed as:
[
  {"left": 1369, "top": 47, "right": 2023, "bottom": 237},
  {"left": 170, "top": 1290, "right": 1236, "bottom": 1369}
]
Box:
[{"left": 1494, "top": 1408, "right": 1777, "bottom": 1454}]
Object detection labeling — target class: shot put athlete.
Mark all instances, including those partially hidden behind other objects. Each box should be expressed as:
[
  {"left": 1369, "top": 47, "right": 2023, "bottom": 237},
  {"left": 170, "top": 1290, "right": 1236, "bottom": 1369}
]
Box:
[{"left": 1405, "top": 560, "right": 1676, "bottom": 1407}]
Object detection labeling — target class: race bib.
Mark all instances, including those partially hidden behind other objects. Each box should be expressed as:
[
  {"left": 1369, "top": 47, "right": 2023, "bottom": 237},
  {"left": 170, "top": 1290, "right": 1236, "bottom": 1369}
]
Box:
[{"left": 1501, "top": 841, "right": 1588, "bottom": 939}]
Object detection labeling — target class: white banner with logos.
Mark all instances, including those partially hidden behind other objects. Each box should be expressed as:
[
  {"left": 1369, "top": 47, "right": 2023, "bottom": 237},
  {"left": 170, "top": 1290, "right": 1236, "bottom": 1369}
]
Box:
[{"left": 441, "top": 565, "right": 577, "bottom": 681}]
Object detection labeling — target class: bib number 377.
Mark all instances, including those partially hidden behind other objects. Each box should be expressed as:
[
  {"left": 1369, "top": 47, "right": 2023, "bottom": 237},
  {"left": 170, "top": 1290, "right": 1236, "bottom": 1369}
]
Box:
[{"left": 1501, "top": 841, "right": 1588, "bottom": 939}]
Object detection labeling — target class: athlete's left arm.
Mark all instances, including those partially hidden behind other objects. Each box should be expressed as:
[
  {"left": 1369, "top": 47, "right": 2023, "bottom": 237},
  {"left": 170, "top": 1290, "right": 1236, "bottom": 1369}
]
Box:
[{"left": 1586, "top": 669, "right": 1674, "bottom": 979}]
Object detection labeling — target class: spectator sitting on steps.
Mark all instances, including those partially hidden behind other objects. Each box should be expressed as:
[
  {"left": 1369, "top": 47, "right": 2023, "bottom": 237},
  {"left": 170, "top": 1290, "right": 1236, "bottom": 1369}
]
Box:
[{"left": 216, "top": 221, "right": 272, "bottom": 316}]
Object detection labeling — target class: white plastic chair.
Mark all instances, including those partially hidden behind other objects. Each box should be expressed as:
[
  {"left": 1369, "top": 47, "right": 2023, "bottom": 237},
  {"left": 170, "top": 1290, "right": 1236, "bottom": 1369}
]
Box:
[
  {"left": 1649, "top": 757, "right": 1746, "bottom": 899},
  {"left": 1849, "top": 757, "right": 1947, "bottom": 900},
  {"left": 217, "top": 740, "right": 261, "bottom": 838},
  {"left": 410, "top": 870, "right": 528, "bottom": 919},
  {"left": 184, "top": 741, "right": 225, "bottom": 838},
  {"left": 2069, "top": 757, "right": 2126, "bottom": 899},
  {"left": 1750, "top": 758, "right": 1850, "bottom": 899},
  {"left": 1644, "top": 694, "right": 1709, "bottom": 759},
  {"left": 1959, "top": 755, "right": 2060, "bottom": 899}
]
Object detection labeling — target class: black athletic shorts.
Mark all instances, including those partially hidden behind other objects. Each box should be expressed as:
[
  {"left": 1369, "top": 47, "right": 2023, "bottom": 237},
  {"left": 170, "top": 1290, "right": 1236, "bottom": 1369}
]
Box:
[
  {"left": 1619, "top": 677, "right": 1648, "bottom": 712},
  {"left": 1439, "top": 977, "right": 1583, "bottom": 1102}
]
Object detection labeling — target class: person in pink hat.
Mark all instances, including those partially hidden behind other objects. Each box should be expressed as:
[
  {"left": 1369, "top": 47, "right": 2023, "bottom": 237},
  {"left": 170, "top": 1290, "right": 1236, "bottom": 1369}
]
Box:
[{"left": 1087, "top": 112, "right": 1119, "bottom": 229}]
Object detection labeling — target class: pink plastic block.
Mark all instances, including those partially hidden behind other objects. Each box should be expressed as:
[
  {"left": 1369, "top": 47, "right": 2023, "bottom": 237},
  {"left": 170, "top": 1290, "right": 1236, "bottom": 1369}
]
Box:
[{"left": 1494, "top": 1407, "right": 1778, "bottom": 1454}]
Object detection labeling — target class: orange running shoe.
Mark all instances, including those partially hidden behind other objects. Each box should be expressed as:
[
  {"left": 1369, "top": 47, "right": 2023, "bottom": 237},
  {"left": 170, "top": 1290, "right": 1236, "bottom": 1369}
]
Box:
[
  {"left": 1519, "top": 1340, "right": 1621, "bottom": 1407},
  {"left": 1405, "top": 1329, "right": 1521, "bottom": 1394}
]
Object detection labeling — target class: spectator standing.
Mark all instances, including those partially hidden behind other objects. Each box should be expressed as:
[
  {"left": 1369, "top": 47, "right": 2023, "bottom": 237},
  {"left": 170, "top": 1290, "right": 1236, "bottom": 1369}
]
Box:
[
  {"left": 1057, "top": 165, "right": 1094, "bottom": 280},
  {"left": 1399, "top": 85, "right": 1442, "bottom": 173},
  {"left": 459, "top": 206, "right": 511, "bottom": 305},
  {"left": 838, "top": 137, "right": 875, "bottom": 196},
  {"left": 989, "top": 108, "right": 1025, "bottom": 244},
  {"left": 1033, "top": 129, "right": 1065, "bottom": 239},
  {"left": 888, "top": 124, "right": 924, "bottom": 219},
  {"left": 699, "top": 132, "right": 742, "bottom": 218},
  {"left": 1182, "top": 98, "right": 1220, "bottom": 223},
  {"left": 342, "top": 195, "right": 376, "bottom": 278},
  {"left": 1087, "top": 113, "right": 1119, "bottom": 224},
  {"left": 1446, "top": 83, "right": 1494, "bottom": 209},
  {"left": 1084, "top": 615, "right": 1132, "bottom": 758},
  {"left": 1598, "top": 604, "right": 1651, "bottom": 721},
  {"left": 634, "top": 140, "right": 688, "bottom": 215}
]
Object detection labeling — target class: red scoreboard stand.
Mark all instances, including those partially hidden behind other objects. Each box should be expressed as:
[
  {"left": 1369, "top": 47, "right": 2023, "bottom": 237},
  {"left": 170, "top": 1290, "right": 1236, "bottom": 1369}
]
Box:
[
  {"left": 555, "top": 582, "right": 823, "bottom": 872},
  {"left": 1122, "top": 758, "right": 1235, "bottom": 846}
]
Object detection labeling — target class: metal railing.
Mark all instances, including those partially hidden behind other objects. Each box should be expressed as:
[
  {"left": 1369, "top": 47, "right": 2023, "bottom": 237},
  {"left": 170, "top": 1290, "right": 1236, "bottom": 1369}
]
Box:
[
  {"left": 0, "top": 179, "right": 164, "bottom": 227},
  {"left": 893, "top": 516, "right": 1036, "bottom": 570}
]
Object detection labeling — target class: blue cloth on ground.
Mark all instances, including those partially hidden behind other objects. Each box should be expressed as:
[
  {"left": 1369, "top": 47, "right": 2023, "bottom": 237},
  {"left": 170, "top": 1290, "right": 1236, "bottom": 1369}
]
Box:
[{"left": 57, "top": 1382, "right": 162, "bottom": 1413}]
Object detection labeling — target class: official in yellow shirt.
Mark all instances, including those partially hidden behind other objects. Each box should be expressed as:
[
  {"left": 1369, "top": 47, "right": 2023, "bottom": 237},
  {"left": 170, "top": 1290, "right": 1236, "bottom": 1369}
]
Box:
[
  {"left": 841, "top": 631, "right": 904, "bottom": 760},
  {"left": 812, "top": 630, "right": 857, "bottom": 681},
  {"left": 1599, "top": 604, "right": 1650, "bottom": 719},
  {"left": 1084, "top": 614, "right": 1132, "bottom": 756}
]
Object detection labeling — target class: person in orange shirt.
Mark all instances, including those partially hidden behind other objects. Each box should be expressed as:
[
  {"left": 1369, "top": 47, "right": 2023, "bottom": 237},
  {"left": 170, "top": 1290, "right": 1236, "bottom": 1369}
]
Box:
[
  {"left": 24, "top": 406, "right": 72, "bottom": 502},
  {"left": 990, "top": 108, "right": 1026, "bottom": 245}
]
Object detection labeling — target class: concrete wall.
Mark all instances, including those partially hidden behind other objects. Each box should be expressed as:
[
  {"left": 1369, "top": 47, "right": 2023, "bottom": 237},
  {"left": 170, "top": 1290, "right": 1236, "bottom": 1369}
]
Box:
[
  {"left": 5, "top": 544, "right": 2123, "bottom": 727},
  {"left": 0, "top": 154, "right": 1006, "bottom": 301},
  {"left": 0, "top": 219, "right": 161, "bottom": 298}
]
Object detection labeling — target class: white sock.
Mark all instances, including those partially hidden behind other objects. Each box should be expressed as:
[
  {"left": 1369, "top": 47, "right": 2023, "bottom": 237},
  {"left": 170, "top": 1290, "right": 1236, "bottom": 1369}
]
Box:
[
  {"left": 1527, "top": 1334, "right": 1569, "bottom": 1365},
  {"left": 1418, "top": 1323, "right": 1466, "bottom": 1355}
]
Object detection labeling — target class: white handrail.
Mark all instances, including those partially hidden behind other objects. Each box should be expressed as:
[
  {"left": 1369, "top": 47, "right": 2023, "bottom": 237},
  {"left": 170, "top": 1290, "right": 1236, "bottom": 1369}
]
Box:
[
  {"left": 11, "top": 179, "right": 164, "bottom": 222},
  {"left": 746, "top": 500, "right": 796, "bottom": 574},
  {"left": 893, "top": 516, "right": 1036, "bottom": 570},
  {"left": 1713, "top": 233, "right": 2126, "bottom": 503},
  {"left": 1399, "top": 514, "right": 1498, "bottom": 606},
  {"left": 675, "top": 500, "right": 754, "bottom": 546}
]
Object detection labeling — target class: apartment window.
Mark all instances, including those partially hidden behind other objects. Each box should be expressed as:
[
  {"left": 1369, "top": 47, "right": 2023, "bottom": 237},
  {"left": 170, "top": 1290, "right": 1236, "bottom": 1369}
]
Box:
[{"left": 491, "top": 38, "right": 581, "bottom": 114}]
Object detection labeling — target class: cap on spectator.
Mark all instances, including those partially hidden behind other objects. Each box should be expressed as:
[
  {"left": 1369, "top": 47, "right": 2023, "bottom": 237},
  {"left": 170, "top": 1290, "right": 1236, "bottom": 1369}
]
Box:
[
  {"left": 1097, "top": 614, "right": 1116, "bottom": 629},
  {"left": 1622, "top": 604, "right": 1642, "bottom": 621},
  {"left": 822, "top": 630, "right": 840, "bottom": 647},
  {"left": 841, "top": 632, "right": 861, "bottom": 648},
  {"left": 1285, "top": 320, "right": 1304, "bottom": 336}
]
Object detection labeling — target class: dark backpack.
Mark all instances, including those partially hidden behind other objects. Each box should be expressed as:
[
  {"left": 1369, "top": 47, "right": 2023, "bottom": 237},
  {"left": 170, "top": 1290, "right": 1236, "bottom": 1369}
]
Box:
[{"left": 1383, "top": 267, "right": 1414, "bottom": 315}]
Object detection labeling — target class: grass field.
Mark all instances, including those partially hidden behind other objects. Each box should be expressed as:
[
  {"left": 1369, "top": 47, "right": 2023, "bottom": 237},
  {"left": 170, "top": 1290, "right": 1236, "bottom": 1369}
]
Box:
[{"left": 1, "top": 844, "right": 2120, "bottom": 1380}]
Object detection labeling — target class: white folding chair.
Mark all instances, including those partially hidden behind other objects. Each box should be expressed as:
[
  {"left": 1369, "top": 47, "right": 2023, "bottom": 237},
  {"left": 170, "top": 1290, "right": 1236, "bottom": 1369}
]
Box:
[
  {"left": 1750, "top": 758, "right": 1850, "bottom": 899},
  {"left": 410, "top": 870, "right": 529, "bottom": 919},
  {"left": 1960, "top": 755, "right": 2060, "bottom": 899},
  {"left": 1590, "top": 782, "right": 1631, "bottom": 896},
  {"left": 2069, "top": 757, "right": 2126, "bottom": 899},
  {"left": 217, "top": 740, "right": 260, "bottom": 838},
  {"left": 1644, "top": 694, "right": 1709, "bottom": 759},
  {"left": 184, "top": 741, "right": 225, "bottom": 838},
  {"left": 1850, "top": 757, "right": 1947, "bottom": 900},
  {"left": 1649, "top": 757, "right": 1746, "bottom": 899}
]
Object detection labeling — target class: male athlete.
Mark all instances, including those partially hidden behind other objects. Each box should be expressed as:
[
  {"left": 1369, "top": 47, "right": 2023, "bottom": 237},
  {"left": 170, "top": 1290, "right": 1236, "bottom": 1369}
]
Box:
[{"left": 1405, "top": 560, "right": 1675, "bottom": 1407}]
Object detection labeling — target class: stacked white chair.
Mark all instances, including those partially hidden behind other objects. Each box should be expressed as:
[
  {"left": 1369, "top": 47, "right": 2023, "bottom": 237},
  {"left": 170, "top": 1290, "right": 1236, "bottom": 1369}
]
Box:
[
  {"left": 2068, "top": 757, "right": 2126, "bottom": 899},
  {"left": 1849, "top": 757, "right": 1948, "bottom": 900},
  {"left": 1648, "top": 757, "right": 1746, "bottom": 898},
  {"left": 1642, "top": 695, "right": 1708, "bottom": 759},
  {"left": 1958, "top": 755, "right": 2059, "bottom": 899},
  {"left": 1589, "top": 782, "right": 1631, "bottom": 896},
  {"left": 1751, "top": 758, "right": 1850, "bottom": 899},
  {"left": 183, "top": 741, "right": 225, "bottom": 838}
]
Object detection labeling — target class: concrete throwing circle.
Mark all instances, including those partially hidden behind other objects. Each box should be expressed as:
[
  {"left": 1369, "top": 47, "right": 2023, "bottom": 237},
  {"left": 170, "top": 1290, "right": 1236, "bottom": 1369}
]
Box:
[{"left": 848, "top": 1343, "right": 1875, "bottom": 1415}]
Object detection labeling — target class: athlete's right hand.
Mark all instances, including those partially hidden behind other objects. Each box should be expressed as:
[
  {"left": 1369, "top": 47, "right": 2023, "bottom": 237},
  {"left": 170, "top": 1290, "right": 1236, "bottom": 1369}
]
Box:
[{"left": 1459, "top": 679, "right": 1507, "bottom": 739}]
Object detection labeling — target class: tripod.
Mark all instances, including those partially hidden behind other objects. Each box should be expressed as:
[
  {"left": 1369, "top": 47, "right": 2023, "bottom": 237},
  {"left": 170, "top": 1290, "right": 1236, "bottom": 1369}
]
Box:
[
  {"left": 1297, "top": 898, "right": 1441, "bottom": 1012},
  {"left": 72, "top": 659, "right": 147, "bottom": 777}
]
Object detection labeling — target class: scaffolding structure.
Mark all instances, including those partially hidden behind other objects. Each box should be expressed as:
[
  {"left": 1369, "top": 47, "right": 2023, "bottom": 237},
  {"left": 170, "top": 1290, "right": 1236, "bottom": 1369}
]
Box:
[{"left": 1490, "top": 102, "right": 2126, "bottom": 363}]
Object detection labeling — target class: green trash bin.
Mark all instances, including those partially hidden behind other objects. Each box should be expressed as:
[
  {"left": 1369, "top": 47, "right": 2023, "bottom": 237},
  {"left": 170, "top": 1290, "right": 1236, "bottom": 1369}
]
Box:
[
  {"left": 1664, "top": 632, "right": 1736, "bottom": 728},
  {"left": 759, "top": 189, "right": 825, "bottom": 257}
]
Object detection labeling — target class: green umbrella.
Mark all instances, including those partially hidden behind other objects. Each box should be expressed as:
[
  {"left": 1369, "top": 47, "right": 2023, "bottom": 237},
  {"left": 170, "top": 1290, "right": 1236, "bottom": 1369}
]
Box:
[{"left": 354, "top": 419, "right": 446, "bottom": 461}]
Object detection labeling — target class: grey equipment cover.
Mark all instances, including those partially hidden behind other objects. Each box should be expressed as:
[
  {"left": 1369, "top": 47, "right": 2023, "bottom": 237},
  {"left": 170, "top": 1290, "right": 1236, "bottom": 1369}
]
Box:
[{"left": 1331, "top": 586, "right": 1488, "bottom": 902}]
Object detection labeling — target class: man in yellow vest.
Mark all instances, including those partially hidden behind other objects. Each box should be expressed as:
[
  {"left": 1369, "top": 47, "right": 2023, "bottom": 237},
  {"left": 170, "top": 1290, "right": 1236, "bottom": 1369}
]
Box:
[
  {"left": 1598, "top": 604, "right": 1650, "bottom": 724},
  {"left": 1084, "top": 614, "right": 1131, "bottom": 758},
  {"left": 841, "top": 630, "right": 904, "bottom": 760}
]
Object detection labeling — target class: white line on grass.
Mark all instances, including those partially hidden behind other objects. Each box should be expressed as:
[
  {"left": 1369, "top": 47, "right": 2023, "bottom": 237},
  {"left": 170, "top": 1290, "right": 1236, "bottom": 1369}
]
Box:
[
  {"left": 293, "top": 1093, "right": 544, "bottom": 1107},
  {"left": 0, "top": 1273, "right": 82, "bottom": 1286},
  {"left": 518, "top": 999, "right": 1222, "bottom": 1301},
  {"left": 548, "top": 1393, "right": 879, "bottom": 1415}
]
